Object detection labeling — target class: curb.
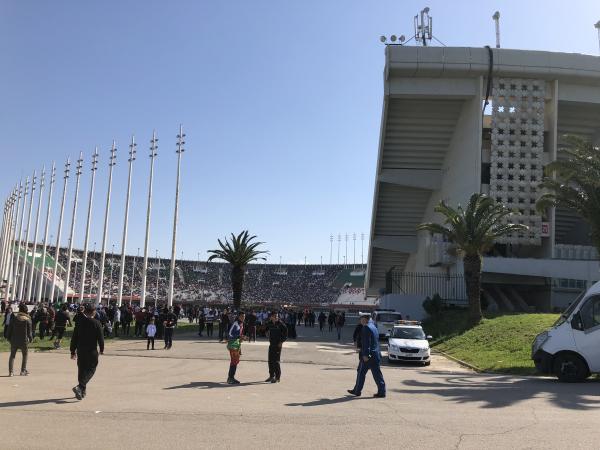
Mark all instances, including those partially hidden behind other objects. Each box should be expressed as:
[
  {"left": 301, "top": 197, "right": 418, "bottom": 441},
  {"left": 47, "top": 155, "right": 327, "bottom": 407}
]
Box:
[{"left": 432, "top": 349, "right": 484, "bottom": 372}]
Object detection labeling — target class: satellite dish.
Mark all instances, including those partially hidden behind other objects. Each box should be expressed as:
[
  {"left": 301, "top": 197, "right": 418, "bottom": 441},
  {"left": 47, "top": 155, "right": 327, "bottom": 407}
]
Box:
[
  {"left": 390, "top": 35, "right": 397, "bottom": 42},
  {"left": 379, "top": 35, "right": 387, "bottom": 43}
]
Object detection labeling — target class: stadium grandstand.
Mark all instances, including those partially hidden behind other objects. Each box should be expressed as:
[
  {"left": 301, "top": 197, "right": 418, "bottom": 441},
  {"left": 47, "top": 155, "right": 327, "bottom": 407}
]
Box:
[{"left": 12, "top": 244, "right": 366, "bottom": 307}]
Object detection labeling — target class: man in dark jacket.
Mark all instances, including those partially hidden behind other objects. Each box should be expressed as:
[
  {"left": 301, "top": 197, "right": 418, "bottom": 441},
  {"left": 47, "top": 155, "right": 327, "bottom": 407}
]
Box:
[
  {"left": 265, "top": 312, "right": 288, "bottom": 383},
  {"left": 70, "top": 303, "right": 104, "bottom": 400},
  {"left": 347, "top": 313, "right": 386, "bottom": 398},
  {"left": 53, "top": 304, "right": 72, "bottom": 349},
  {"left": 7, "top": 303, "right": 32, "bottom": 376}
]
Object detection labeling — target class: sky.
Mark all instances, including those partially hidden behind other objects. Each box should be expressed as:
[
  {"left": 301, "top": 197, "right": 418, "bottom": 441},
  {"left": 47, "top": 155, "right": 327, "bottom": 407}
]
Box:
[{"left": 0, "top": 0, "right": 599, "bottom": 265}]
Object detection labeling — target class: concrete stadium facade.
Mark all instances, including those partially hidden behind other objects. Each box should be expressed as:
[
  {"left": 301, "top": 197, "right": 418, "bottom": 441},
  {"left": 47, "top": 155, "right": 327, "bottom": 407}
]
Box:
[{"left": 366, "top": 45, "right": 600, "bottom": 316}]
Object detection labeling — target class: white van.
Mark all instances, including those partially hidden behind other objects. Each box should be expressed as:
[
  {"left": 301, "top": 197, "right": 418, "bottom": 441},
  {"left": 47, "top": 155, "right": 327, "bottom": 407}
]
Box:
[
  {"left": 372, "top": 309, "right": 403, "bottom": 338},
  {"left": 532, "top": 281, "right": 600, "bottom": 382}
]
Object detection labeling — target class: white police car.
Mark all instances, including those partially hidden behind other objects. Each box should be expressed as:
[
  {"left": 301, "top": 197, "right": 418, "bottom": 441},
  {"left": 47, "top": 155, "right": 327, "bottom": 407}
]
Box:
[{"left": 387, "top": 321, "right": 432, "bottom": 366}]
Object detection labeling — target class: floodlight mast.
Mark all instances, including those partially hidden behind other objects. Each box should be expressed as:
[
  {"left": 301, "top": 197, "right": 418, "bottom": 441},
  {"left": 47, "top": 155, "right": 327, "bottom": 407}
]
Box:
[{"left": 493, "top": 11, "right": 501, "bottom": 49}]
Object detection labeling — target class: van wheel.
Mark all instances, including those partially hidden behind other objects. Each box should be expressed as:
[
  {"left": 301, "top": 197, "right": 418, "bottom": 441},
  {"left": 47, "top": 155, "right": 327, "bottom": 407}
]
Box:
[{"left": 553, "top": 353, "right": 589, "bottom": 382}]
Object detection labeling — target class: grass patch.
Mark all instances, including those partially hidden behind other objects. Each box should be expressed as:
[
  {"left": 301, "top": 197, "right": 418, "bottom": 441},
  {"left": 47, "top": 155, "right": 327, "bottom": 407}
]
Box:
[{"left": 424, "top": 311, "right": 559, "bottom": 375}]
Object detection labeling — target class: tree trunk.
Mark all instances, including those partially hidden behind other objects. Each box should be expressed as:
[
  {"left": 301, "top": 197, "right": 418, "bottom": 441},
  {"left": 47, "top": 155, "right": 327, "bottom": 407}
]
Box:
[
  {"left": 231, "top": 265, "right": 245, "bottom": 310},
  {"left": 463, "top": 253, "right": 483, "bottom": 324}
]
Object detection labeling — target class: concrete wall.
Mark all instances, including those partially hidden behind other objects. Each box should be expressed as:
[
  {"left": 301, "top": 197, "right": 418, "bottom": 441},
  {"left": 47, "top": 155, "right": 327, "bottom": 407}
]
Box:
[{"left": 406, "top": 78, "right": 483, "bottom": 273}]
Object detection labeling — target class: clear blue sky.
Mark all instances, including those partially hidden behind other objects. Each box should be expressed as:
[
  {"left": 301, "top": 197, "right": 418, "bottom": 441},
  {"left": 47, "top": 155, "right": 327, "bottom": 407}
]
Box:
[{"left": 0, "top": 0, "right": 598, "bottom": 264}]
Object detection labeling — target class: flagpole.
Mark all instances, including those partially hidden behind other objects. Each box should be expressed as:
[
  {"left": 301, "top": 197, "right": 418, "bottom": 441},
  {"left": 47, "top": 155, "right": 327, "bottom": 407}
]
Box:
[
  {"left": 12, "top": 178, "right": 28, "bottom": 299},
  {"left": 49, "top": 158, "right": 70, "bottom": 303},
  {"left": 63, "top": 154, "right": 83, "bottom": 303},
  {"left": 79, "top": 148, "right": 99, "bottom": 303},
  {"left": 26, "top": 167, "right": 45, "bottom": 302},
  {"left": 36, "top": 163, "right": 56, "bottom": 303},
  {"left": 140, "top": 131, "right": 158, "bottom": 307},
  {"left": 96, "top": 142, "right": 117, "bottom": 306},
  {"left": 117, "top": 136, "right": 136, "bottom": 307},
  {"left": 167, "top": 125, "right": 185, "bottom": 307}
]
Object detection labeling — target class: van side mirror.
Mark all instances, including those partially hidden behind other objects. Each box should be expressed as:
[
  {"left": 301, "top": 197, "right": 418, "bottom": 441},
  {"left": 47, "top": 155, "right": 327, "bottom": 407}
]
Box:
[
  {"left": 571, "top": 312, "right": 584, "bottom": 331},
  {"left": 426, "top": 335, "right": 433, "bottom": 340}
]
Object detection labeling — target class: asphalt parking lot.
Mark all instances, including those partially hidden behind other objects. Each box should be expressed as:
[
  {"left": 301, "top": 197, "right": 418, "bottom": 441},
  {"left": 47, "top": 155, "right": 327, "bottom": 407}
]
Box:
[{"left": 1, "top": 324, "right": 599, "bottom": 449}]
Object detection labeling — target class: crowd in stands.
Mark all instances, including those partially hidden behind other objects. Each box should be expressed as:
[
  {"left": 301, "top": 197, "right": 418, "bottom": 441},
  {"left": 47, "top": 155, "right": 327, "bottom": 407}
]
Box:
[{"left": 42, "top": 245, "right": 365, "bottom": 305}]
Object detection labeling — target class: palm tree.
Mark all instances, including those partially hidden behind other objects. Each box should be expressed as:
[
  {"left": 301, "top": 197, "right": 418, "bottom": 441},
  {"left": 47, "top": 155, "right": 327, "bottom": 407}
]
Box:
[
  {"left": 207, "top": 230, "right": 268, "bottom": 310},
  {"left": 537, "top": 135, "right": 600, "bottom": 252},
  {"left": 417, "top": 193, "right": 527, "bottom": 323}
]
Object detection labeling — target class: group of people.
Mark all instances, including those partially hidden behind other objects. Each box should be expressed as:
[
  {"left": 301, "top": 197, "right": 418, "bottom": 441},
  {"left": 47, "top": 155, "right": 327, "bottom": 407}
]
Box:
[{"left": 2, "top": 300, "right": 386, "bottom": 400}]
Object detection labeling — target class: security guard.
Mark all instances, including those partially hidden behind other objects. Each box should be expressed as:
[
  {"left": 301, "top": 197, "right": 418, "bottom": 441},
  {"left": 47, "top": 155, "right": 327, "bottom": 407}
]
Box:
[
  {"left": 265, "top": 312, "right": 288, "bottom": 383},
  {"left": 347, "top": 312, "right": 386, "bottom": 398}
]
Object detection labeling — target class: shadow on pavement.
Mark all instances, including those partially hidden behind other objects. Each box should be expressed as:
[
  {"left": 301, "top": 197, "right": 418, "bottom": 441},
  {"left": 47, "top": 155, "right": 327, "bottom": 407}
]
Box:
[
  {"left": 286, "top": 395, "right": 370, "bottom": 407},
  {"left": 0, "top": 397, "right": 77, "bottom": 408},
  {"left": 394, "top": 372, "right": 600, "bottom": 410},
  {"left": 322, "top": 367, "right": 354, "bottom": 371},
  {"left": 164, "top": 381, "right": 267, "bottom": 390}
]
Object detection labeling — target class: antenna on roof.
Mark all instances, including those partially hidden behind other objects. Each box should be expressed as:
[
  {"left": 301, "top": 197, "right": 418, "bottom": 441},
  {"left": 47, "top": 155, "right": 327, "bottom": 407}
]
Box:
[
  {"left": 414, "top": 7, "right": 432, "bottom": 46},
  {"left": 595, "top": 21, "right": 600, "bottom": 55},
  {"left": 493, "top": 11, "right": 501, "bottom": 48}
]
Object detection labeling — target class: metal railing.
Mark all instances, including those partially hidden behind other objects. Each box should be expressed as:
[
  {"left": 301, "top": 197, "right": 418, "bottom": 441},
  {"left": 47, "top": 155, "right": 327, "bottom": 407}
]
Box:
[{"left": 386, "top": 271, "right": 468, "bottom": 306}]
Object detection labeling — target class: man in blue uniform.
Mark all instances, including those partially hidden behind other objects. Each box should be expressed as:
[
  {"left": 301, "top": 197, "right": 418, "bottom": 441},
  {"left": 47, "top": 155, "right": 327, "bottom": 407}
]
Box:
[{"left": 347, "top": 313, "right": 386, "bottom": 398}]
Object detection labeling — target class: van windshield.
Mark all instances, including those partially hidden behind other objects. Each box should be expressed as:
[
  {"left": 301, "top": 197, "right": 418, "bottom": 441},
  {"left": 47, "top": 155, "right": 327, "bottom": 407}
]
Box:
[
  {"left": 554, "top": 291, "right": 586, "bottom": 327},
  {"left": 376, "top": 313, "right": 403, "bottom": 322}
]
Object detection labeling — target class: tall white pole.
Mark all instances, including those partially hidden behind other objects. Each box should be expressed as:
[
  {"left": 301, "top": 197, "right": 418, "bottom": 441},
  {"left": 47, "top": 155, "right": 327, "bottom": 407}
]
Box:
[
  {"left": 353, "top": 232, "right": 356, "bottom": 269},
  {"left": 49, "top": 158, "right": 70, "bottom": 304},
  {"left": 36, "top": 163, "right": 56, "bottom": 303},
  {"left": 117, "top": 136, "right": 136, "bottom": 306},
  {"left": 79, "top": 148, "right": 99, "bottom": 303},
  {"left": 140, "top": 131, "right": 158, "bottom": 307},
  {"left": 493, "top": 11, "right": 501, "bottom": 49},
  {"left": 6, "top": 188, "right": 20, "bottom": 301},
  {"left": 13, "top": 179, "right": 28, "bottom": 296},
  {"left": 26, "top": 167, "right": 45, "bottom": 302},
  {"left": 108, "top": 243, "right": 115, "bottom": 303},
  {"left": 96, "top": 142, "right": 117, "bottom": 306},
  {"left": 131, "top": 247, "right": 139, "bottom": 299},
  {"left": 167, "top": 125, "right": 185, "bottom": 307},
  {"left": 1, "top": 189, "right": 16, "bottom": 285},
  {"left": 155, "top": 249, "right": 160, "bottom": 306},
  {"left": 337, "top": 234, "right": 341, "bottom": 265},
  {"left": 361, "top": 232, "right": 364, "bottom": 266},
  {"left": 0, "top": 198, "right": 10, "bottom": 280},
  {"left": 0, "top": 200, "right": 10, "bottom": 279},
  {"left": 17, "top": 175, "right": 33, "bottom": 301},
  {"left": 1, "top": 190, "right": 17, "bottom": 298},
  {"left": 595, "top": 21, "right": 600, "bottom": 55},
  {"left": 7, "top": 182, "right": 24, "bottom": 301},
  {"left": 63, "top": 154, "right": 83, "bottom": 303}
]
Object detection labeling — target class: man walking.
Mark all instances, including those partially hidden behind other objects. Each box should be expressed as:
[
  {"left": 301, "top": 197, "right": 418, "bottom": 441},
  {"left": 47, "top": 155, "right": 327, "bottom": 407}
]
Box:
[
  {"left": 53, "top": 304, "right": 72, "bottom": 349},
  {"left": 347, "top": 313, "right": 386, "bottom": 398},
  {"left": 163, "top": 306, "right": 176, "bottom": 349},
  {"left": 7, "top": 303, "right": 32, "bottom": 376},
  {"left": 265, "top": 312, "right": 288, "bottom": 383},
  {"left": 70, "top": 303, "right": 104, "bottom": 400}
]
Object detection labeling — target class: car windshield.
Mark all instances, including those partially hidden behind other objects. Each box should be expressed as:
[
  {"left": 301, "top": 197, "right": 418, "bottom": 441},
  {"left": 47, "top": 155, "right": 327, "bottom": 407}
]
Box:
[
  {"left": 376, "top": 313, "right": 402, "bottom": 322},
  {"left": 553, "top": 290, "right": 586, "bottom": 327},
  {"left": 391, "top": 327, "right": 426, "bottom": 339}
]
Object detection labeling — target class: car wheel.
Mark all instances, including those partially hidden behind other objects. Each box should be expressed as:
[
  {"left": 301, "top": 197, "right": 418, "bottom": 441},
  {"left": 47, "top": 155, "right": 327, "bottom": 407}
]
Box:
[
  {"left": 422, "top": 361, "right": 431, "bottom": 366},
  {"left": 387, "top": 356, "right": 395, "bottom": 364},
  {"left": 553, "top": 353, "right": 588, "bottom": 382}
]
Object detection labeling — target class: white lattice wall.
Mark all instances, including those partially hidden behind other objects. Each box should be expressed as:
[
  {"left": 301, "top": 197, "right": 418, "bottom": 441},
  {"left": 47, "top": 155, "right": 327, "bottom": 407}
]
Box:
[{"left": 489, "top": 78, "right": 545, "bottom": 245}]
